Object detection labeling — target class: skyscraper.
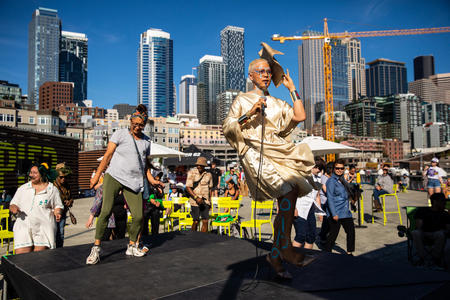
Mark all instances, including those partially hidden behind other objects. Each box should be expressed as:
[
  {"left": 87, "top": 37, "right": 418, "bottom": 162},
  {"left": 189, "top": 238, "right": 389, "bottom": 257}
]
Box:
[
  {"left": 197, "top": 55, "right": 227, "bottom": 124},
  {"left": 298, "top": 31, "right": 350, "bottom": 130},
  {"left": 330, "top": 39, "right": 349, "bottom": 111},
  {"left": 220, "top": 26, "right": 245, "bottom": 92},
  {"left": 179, "top": 75, "right": 197, "bottom": 115},
  {"left": 59, "top": 31, "right": 88, "bottom": 105},
  {"left": 28, "top": 7, "right": 61, "bottom": 108},
  {"left": 298, "top": 31, "right": 324, "bottom": 130},
  {"left": 345, "top": 38, "right": 366, "bottom": 101},
  {"left": 366, "top": 58, "right": 407, "bottom": 97},
  {"left": 414, "top": 55, "right": 435, "bottom": 81},
  {"left": 138, "top": 28, "right": 174, "bottom": 117}
]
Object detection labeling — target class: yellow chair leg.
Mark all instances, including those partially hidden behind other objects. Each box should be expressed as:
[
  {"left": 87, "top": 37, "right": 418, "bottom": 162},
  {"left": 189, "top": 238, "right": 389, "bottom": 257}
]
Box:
[
  {"left": 258, "top": 227, "right": 262, "bottom": 241},
  {"left": 360, "top": 194, "right": 364, "bottom": 225},
  {"left": 396, "top": 195, "right": 402, "bottom": 225},
  {"left": 240, "top": 227, "right": 243, "bottom": 238},
  {"left": 382, "top": 197, "right": 387, "bottom": 226}
]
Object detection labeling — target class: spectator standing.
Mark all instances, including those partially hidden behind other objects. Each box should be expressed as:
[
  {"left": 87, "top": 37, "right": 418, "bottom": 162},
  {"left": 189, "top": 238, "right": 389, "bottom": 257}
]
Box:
[
  {"left": 10, "top": 163, "right": 63, "bottom": 253},
  {"left": 186, "top": 157, "right": 213, "bottom": 232},
  {"left": 53, "top": 163, "right": 73, "bottom": 248},
  {"left": 423, "top": 158, "right": 447, "bottom": 198},
  {"left": 319, "top": 162, "right": 334, "bottom": 244},
  {"left": 324, "top": 159, "right": 356, "bottom": 255},
  {"left": 293, "top": 159, "right": 324, "bottom": 249},
  {"left": 209, "top": 161, "right": 222, "bottom": 197},
  {"left": 411, "top": 193, "right": 450, "bottom": 267},
  {"left": 373, "top": 165, "right": 393, "bottom": 211}
]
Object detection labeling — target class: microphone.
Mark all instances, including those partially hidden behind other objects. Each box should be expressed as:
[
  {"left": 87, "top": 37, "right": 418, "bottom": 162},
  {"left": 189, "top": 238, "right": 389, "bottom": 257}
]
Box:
[{"left": 261, "top": 89, "right": 268, "bottom": 116}]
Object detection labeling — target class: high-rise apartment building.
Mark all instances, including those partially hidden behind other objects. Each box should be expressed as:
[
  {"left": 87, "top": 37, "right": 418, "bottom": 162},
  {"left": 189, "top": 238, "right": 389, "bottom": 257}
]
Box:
[
  {"left": 197, "top": 55, "right": 226, "bottom": 124},
  {"left": 366, "top": 58, "right": 407, "bottom": 97},
  {"left": 298, "top": 31, "right": 324, "bottom": 130},
  {"left": 38, "top": 81, "right": 73, "bottom": 110},
  {"left": 345, "top": 38, "right": 366, "bottom": 101},
  {"left": 216, "top": 90, "right": 240, "bottom": 125},
  {"left": 28, "top": 7, "right": 61, "bottom": 109},
  {"left": 344, "top": 97, "right": 382, "bottom": 137},
  {"left": 220, "top": 26, "right": 245, "bottom": 92},
  {"left": 59, "top": 31, "right": 88, "bottom": 104},
  {"left": 137, "top": 28, "right": 174, "bottom": 117},
  {"left": 179, "top": 75, "right": 197, "bottom": 115},
  {"left": 414, "top": 55, "right": 435, "bottom": 81}
]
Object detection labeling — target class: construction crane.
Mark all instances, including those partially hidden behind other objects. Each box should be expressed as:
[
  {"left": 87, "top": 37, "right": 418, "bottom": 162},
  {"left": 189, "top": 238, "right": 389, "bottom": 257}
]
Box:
[{"left": 272, "top": 19, "right": 450, "bottom": 161}]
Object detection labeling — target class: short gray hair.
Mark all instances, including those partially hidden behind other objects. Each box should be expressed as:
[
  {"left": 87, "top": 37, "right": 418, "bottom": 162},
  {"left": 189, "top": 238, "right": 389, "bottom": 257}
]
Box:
[{"left": 248, "top": 58, "right": 269, "bottom": 74}]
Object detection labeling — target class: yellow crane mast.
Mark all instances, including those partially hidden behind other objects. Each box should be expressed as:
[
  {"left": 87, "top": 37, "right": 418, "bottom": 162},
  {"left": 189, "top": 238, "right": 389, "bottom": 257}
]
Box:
[{"left": 272, "top": 19, "right": 450, "bottom": 161}]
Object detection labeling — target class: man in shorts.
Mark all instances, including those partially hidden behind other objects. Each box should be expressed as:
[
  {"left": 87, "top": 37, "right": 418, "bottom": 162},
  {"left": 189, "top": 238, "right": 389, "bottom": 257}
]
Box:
[{"left": 186, "top": 157, "right": 213, "bottom": 232}]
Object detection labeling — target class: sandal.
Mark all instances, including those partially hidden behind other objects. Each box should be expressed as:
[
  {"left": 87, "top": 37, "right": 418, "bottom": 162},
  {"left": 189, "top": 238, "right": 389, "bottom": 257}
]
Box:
[{"left": 266, "top": 254, "right": 292, "bottom": 279}]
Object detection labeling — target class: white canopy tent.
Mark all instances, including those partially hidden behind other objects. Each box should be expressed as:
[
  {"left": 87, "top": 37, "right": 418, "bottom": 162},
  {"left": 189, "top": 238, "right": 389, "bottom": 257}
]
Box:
[{"left": 299, "top": 136, "right": 359, "bottom": 156}]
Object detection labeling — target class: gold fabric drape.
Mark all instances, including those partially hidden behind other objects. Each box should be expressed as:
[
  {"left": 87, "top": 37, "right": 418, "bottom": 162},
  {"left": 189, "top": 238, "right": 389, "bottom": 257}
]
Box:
[{"left": 223, "top": 92, "right": 314, "bottom": 201}]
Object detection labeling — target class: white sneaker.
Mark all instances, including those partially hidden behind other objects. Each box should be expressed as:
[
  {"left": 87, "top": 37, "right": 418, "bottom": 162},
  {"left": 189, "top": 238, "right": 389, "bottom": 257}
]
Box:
[
  {"left": 126, "top": 244, "right": 146, "bottom": 257},
  {"left": 86, "top": 245, "right": 101, "bottom": 265}
]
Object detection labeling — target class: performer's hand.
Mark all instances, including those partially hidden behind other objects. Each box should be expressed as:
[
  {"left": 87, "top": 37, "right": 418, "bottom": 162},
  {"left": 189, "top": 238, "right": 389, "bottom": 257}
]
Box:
[
  {"left": 282, "top": 69, "right": 296, "bottom": 92},
  {"left": 333, "top": 215, "right": 339, "bottom": 221},
  {"left": 9, "top": 204, "right": 20, "bottom": 215},
  {"left": 249, "top": 97, "right": 267, "bottom": 116}
]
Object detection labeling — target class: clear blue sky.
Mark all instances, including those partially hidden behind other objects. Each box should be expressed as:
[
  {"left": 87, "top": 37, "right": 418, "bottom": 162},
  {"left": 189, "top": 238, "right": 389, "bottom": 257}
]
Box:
[{"left": 1, "top": 0, "right": 449, "bottom": 109}]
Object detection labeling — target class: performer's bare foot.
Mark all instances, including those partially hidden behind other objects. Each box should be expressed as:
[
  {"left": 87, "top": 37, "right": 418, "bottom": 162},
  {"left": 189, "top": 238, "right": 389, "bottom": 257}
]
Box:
[{"left": 266, "top": 254, "right": 292, "bottom": 279}]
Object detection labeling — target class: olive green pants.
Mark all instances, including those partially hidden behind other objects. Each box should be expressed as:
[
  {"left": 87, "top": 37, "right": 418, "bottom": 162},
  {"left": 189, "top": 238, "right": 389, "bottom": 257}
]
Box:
[{"left": 95, "top": 173, "right": 143, "bottom": 242}]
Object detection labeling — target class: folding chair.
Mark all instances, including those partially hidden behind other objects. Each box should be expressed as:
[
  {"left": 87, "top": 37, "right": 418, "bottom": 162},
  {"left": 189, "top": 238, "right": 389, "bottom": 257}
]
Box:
[{"left": 240, "top": 200, "right": 274, "bottom": 241}]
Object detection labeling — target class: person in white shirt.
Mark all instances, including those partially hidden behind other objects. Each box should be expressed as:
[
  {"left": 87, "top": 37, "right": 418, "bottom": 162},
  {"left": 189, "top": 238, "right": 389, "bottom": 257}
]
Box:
[
  {"left": 423, "top": 158, "right": 447, "bottom": 197},
  {"left": 10, "top": 163, "right": 63, "bottom": 254},
  {"left": 293, "top": 159, "right": 325, "bottom": 249}
]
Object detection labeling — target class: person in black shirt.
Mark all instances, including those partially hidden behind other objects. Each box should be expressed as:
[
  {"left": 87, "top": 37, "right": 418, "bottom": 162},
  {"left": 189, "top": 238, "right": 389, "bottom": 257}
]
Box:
[
  {"left": 412, "top": 193, "right": 450, "bottom": 267},
  {"left": 209, "top": 161, "right": 221, "bottom": 197}
]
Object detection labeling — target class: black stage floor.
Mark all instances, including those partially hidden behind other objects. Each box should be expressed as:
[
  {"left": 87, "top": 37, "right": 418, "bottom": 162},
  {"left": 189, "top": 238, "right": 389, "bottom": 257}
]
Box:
[{"left": 2, "top": 231, "right": 449, "bottom": 299}]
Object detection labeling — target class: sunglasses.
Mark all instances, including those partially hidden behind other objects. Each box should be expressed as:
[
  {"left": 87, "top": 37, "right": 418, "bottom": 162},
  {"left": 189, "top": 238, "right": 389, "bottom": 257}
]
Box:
[
  {"left": 253, "top": 68, "right": 272, "bottom": 76},
  {"left": 383, "top": 169, "right": 389, "bottom": 171},
  {"left": 335, "top": 167, "right": 345, "bottom": 170}
]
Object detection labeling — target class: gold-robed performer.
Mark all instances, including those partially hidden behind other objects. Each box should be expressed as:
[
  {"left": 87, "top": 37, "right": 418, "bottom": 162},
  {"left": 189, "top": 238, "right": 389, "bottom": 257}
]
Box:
[{"left": 223, "top": 43, "right": 315, "bottom": 279}]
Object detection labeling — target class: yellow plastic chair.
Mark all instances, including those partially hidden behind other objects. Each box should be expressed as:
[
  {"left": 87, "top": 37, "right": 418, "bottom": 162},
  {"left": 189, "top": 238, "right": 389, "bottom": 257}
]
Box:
[
  {"left": 378, "top": 184, "right": 402, "bottom": 226},
  {"left": 0, "top": 210, "right": 14, "bottom": 255},
  {"left": 240, "top": 200, "right": 274, "bottom": 241},
  {"left": 210, "top": 196, "right": 231, "bottom": 221},
  {"left": 178, "top": 202, "right": 194, "bottom": 230},
  {"left": 159, "top": 200, "right": 173, "bottom": 232},
  {"left": 167, "top": 197, "right": 189, "bottom": 230},
  {"left": 211, "top": 199, "right": 240, "bottom": 236}
]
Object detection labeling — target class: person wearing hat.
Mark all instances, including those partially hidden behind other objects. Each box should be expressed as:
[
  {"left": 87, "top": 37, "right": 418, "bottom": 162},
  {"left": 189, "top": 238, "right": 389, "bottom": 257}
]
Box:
[
  {"left": 186, "top": 156, "right": 213, "bottom": 232},
  {"left": 423, "top": 158, "right": 447, "bottom": 198},
  {"left": 54, "top": 162, "right": 73, "bottom": 248},
  {"left": 223, "top": 43, "right": 315, "bottom": 278},
  {"left": 9, "top": 163, "right": 63, "bottom": 253}
]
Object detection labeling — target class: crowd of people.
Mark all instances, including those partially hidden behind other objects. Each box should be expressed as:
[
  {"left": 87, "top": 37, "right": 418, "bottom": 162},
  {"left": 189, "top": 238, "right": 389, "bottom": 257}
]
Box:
[{"left": 4, "top": 52, "right": 448, "bottom": 276}]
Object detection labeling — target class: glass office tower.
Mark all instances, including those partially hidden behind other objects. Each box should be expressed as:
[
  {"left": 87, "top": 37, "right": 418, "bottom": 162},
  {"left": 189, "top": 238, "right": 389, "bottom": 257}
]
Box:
[{"left": 59, "top": 31, "right": 88, "bottom": 105}]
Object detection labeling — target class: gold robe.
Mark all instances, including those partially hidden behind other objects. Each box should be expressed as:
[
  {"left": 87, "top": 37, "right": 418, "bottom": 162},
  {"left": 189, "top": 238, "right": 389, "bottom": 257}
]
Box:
[{"left": 223, "top": 92, "right": 314, "bottom": 201}]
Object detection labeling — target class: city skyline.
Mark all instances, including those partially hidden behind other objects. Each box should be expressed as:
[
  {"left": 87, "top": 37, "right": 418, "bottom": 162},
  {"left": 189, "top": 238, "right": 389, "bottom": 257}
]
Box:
[{"left": 1, "top": 0, "right": 449, "bottom": 109}]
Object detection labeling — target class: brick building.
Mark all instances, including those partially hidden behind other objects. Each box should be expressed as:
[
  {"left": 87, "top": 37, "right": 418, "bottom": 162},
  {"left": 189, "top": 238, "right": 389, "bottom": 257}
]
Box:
[
  {"left": 58, "top": 103, "right": 105, "bottom": 125},
  {"left": 39, "top": 82, "right": 74, "bottom": 110},
  {"left": 383, "top": 139, "right": 404, "bottom": 162}
]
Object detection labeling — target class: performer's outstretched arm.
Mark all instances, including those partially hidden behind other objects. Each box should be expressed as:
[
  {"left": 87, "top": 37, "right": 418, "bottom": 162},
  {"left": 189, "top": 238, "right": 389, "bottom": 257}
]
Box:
[{"left": 282, "top": 69, "right": 306, "bottom": 122}]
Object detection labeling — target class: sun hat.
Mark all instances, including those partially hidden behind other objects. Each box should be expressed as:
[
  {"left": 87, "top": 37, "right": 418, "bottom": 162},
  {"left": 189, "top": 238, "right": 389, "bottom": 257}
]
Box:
[{"left": 195, "top": 157, "right": 208, "bottom": 167}]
